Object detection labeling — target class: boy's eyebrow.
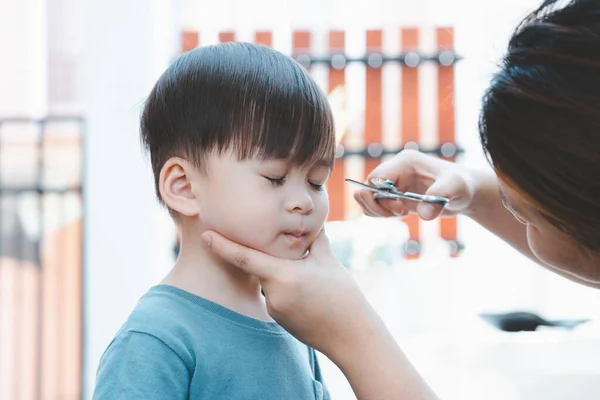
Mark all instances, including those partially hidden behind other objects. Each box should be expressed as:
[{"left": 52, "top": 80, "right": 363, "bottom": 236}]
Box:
[
  {"left": 313, "top": 159, "right": 334, "bottom": 169},
  {"left": 259, "top": 157, "right": 333, "bottom": 169}
]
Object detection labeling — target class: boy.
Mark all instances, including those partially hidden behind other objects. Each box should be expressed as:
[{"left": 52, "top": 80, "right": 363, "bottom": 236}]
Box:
[{"left": 93, "top": 42, "right": 334, "bottom": 399}]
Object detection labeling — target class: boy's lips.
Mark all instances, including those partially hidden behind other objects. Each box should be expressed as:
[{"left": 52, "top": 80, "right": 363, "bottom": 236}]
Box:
[{"left": 282, "top": 230, "right": 309, "bottom": 244}]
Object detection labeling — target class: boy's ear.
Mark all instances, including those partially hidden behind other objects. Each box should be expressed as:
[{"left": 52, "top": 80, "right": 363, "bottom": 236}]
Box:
[{"left": 159, "top": 157, "right": 200, "bottom": 217}]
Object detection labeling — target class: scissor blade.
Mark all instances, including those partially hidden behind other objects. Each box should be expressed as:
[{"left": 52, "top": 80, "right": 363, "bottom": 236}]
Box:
[{"left": 344, "top": 179, "right": 383, "bottom": 193}]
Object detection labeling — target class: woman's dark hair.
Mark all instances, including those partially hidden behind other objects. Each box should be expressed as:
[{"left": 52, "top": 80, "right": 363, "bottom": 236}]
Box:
[
  {"left": 140, "top": 42, "right": 335, "bottom": 214},
  {"left": 479, "top": 0, "right": 600, "bottom": 250}
]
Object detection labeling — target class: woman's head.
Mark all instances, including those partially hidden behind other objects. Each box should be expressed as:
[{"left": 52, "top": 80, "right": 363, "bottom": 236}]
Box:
[
  {"left": 480, "top": 0, "right": 600, "bottom": 282},
  {"left": 140, "top": 42, "right": 335, "bottom": 259}
]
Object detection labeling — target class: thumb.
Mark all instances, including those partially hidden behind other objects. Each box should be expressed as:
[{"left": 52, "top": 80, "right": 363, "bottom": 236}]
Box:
[
  {"left": 416, "top": 175, "right": 459, "bottom": 220},
  {"left": 201, "top": 231, "right": 287, "bottom": 279},
  {"left": 306, "top": 230, "right": 333, "bottom": 260}
]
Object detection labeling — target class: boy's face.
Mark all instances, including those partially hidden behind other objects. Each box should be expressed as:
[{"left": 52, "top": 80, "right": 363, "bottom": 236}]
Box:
[{"left": 192, "top": 149, "right": 331, "bottom": 260}]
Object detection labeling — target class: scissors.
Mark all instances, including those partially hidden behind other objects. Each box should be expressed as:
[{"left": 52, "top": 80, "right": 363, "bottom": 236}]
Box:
[{"left": 345, "top": 178, "right": 450, "bottom": 206}]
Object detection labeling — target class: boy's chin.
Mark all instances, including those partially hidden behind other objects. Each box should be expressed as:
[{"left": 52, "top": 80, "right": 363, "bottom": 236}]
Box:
[{"left": 264, "top": 245, "right": 310, "bottom": 261}]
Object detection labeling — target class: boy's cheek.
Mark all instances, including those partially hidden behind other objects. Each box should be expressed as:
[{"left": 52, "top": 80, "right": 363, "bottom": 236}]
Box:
[
  {"left": 217, "top": 210, "right": 274, "bottom": 247},
  {"left": 316, "top": 199, "right": 330, "bottom": 225}
]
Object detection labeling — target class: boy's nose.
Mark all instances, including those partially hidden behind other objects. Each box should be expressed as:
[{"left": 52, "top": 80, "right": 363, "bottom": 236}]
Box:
[{"left": 285, "top": 189, "right": 314, "bottom": 215}]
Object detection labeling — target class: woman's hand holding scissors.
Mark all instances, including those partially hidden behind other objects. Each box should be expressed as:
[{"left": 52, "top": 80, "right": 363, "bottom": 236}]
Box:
[{"left": 352, "top": 149, "right": 491, "bottom": 221}]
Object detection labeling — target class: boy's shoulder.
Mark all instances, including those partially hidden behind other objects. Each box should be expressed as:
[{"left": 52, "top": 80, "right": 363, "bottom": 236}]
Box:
[
  {"left": 119, "top": 285, "right": 195, "bottom": 334},
  {"left": 94, "top": 286, "right": 199, "bottom": 399},
  {"left": 111, "top": 284, "right": 276, "bottom": 351},
  {"left": 105, "top": 285, "right": 203, "bottom": 363}
]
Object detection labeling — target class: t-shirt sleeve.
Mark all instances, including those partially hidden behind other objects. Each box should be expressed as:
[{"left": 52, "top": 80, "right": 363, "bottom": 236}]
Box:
[
  {"left": 93, "top": 330, "right": 190, "bottom": 400},
  {"left": 310, "top": 347, "right": 332, "bottom": 400}
]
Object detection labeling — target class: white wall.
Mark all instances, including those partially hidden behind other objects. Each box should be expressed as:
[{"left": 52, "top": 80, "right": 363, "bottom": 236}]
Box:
[
  {"left": 0, "top": 0, "right": 47, "bottom": 117},
  {"left": 81, "top": 1, "right": 180, "bottom": 398}
]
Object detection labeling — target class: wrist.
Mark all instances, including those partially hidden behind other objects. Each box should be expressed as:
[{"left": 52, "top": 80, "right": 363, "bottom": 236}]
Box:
[
  {"left": 326, "top": 298, "right": 390, "bottom": 369},
  {"left": 463, "top": 169, "right": 499, "bottom": 220}
]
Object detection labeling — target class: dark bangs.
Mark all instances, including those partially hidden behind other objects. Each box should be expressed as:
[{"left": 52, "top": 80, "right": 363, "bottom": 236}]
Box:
[
  {"left": 220, "top": 45, "right": 336, "bottom": 167},
  {"left": 141, "top": 42, "right": 335, "bottom": 192}
]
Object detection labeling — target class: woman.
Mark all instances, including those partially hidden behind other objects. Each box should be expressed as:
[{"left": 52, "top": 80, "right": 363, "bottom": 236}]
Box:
[{"left": 200, "top": 0, "right": 600, "bottom": 398}]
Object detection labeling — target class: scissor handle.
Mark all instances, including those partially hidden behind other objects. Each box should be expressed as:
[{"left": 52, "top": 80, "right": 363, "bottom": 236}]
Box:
[{"left": 404, "top": 192, "right": 449, "bottom": 206}]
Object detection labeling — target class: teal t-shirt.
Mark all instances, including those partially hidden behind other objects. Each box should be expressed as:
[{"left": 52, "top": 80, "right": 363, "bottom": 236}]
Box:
[{"left": 93, "top": 285, "right": 330, "bottom": 399}]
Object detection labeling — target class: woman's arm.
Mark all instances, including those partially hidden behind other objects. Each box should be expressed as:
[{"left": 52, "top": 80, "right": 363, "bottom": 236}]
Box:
[{"left": 332, "top": 308, "right": 439, "bottom": 400}]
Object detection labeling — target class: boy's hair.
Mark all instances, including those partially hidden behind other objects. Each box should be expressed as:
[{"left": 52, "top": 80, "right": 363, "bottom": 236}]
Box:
[{"left": 140, "top": 42, "right": 336, "bottom": 216}]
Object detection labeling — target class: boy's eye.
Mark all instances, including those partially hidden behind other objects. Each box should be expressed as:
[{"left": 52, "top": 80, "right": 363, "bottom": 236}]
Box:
[
  {"left": 264, "top": 176, "right": 285, "bottom": 186},
  {"left": 309, "top": 182, "right": 324, "bottom": 191}
]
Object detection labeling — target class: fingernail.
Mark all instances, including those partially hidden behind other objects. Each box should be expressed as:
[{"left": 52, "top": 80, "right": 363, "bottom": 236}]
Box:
[
  {"left": 201, "top": 234, "right": 212, "bottom": 247},
  {"left": 418, "top": 204, "right": 436, "bottom": 219}
]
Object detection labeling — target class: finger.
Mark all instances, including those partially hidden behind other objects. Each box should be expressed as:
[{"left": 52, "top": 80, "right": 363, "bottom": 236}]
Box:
[
  {"left": 354, "top": 191, "right": 381, "bottom": 217},
  {"left": 415, "top": 175, "right": 461, "bottom": 220},
  {"left": 416, "top": 202, "right": 443, "bottom": 221},
  {"left": 361, "top": 188, "right": 411, "bottom": 217},
  {"left": 373, "top": 196, "right": 410, "bottom": 217},
  {"left": 356, "top": 189, "right": 396, "bottom": 217},
  {"left": 366, "top": 150, "right": 421, "bottom": 191},
  {"left": 201, "top": 231, "right": 286, "bottom": 279},
  {"left": 307, "top": 230, "right": 332, "bottom": 257},
  {"left": 305, "top": 231, "right": 345, "bottom": 273}
]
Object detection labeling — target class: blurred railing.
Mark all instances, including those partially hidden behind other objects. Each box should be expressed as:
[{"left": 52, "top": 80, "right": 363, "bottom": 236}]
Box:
[{"left": 0, "top": 116, "right": 84, "bottom": 400}]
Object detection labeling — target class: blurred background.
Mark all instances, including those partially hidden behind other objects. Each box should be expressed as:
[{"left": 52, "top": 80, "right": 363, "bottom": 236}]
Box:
[{"left": 2, "top": 0, "right": 600, "bottom": 399}]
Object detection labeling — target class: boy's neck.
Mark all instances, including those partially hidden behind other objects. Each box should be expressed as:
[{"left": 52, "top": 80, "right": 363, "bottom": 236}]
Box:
[{"left": 162, "top": 224, "right": 272, "bottom": 322}]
